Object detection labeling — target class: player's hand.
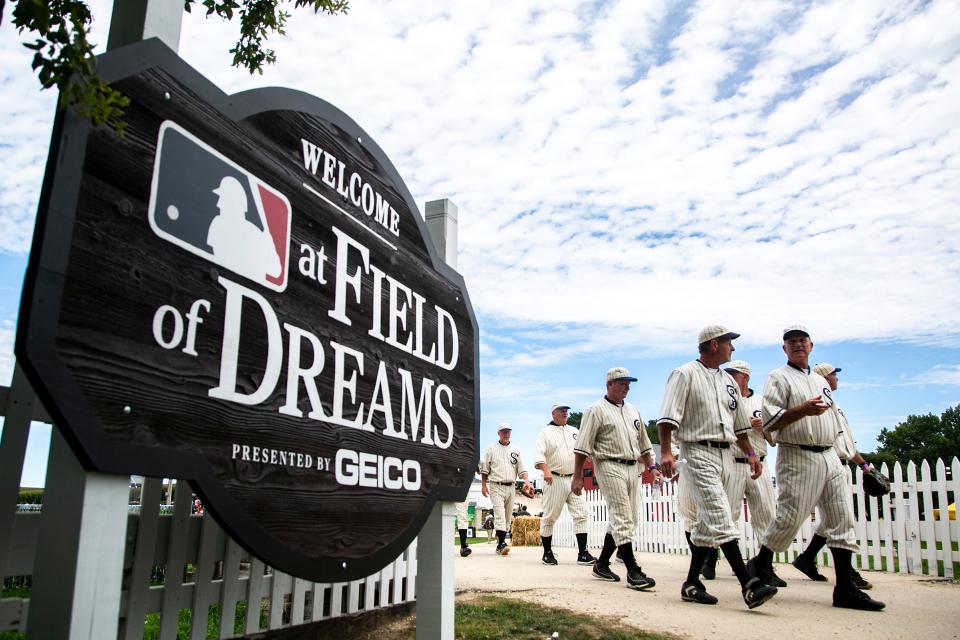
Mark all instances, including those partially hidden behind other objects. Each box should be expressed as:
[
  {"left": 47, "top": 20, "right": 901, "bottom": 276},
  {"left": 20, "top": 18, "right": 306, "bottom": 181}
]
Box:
[
  {"left": 750, "top": 416, "right": 763, "bottom": 430},
  {"left": 650, "top": 468, "right": 663, "bottom": 486},
  {"left": 481, "top": 484, "right": 489, "bottom": 498},
  {"left": 543, "top": 471, "right": 553, "bottom": 485},
  {"left": 801, "top": 396, "right": 830, "bottom": 416},
  {"left": 660, "top": 451, "right": 676, "bottom": 478},
  {"left": 571, "top": 475, "right": 584, "bottom": 496},
  {"left": 749, "top": 456, "right": 763, "bottom": 480}
]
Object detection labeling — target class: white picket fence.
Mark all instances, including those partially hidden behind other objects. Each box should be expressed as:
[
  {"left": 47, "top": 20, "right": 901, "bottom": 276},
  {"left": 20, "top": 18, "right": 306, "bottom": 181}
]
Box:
[{"left": 554, "top": 458, "right": 960, "bottom": 577}]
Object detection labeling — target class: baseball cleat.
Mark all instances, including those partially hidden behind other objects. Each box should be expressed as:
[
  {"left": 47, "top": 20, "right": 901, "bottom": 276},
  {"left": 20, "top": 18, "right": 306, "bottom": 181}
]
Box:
[
  {"left": 542, "top": 551, "right": 558, "bottom": 565},
  {"left": 681, "top": 581, "right": 718, "bottom": 605},
  {"left": 851, "top": 569, "right": 873, "bottom": 590},
  {"left": 626, "top": 567, "right": 656, "bottom": 591},
  {"left": 701, "top": 551, "right": 717, "bottom": 580},
  {"left": 576, "top": 551, "right": 597, "bottom": 565},
  {"left": 769, "top": 567, "right": 788, "bottom": 588},
  {"left": 460, "top": 547, "right": 472, "bottom": 557},
  {"left": 742, "top": 577, "right": 778, "bottom": 609},
  {"left": 495, "top": 544, "right": 511, "bottom": 556},
  {"left": 833, "top": 586, "right": 885, "bottom": 611},
  {"left": 791, "top": 556, "right": 828, "bottom": 582},
  {"left": 591, "top": 562, "right": 621, "bottom": 582},
  {"left": 747, "top": 557, "right": 778, "bottom": 587}
]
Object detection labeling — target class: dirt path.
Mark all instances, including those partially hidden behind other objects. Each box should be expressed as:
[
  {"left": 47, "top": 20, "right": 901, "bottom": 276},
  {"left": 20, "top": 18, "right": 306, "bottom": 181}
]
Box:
[{"left": 454, "top": 545, "right": 960, "bottom": 639}]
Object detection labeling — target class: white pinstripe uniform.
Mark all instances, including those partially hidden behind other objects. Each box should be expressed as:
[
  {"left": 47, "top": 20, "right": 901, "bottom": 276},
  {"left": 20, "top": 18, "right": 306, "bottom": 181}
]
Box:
[
  {"left": 575, "top": 398, "right": 653, "bottom": 546},
  {"left": 658, "top": 360, "right": 752, "bottom": 548},
  {"left": 761, "top": 365, "right": 858, "bottom": 552},
  {"left": 536, "top": 422, "right": 589, "bottom": 537},
  {"left": 731, "top": 391, "right": 777, "bottom": 536},
  {"left": 456, "top": 501, "right": 471, "bottom": 529},
  {"left": 481, "top": 442, "right": 527, "bottom": 532},
  {"left": 814, "top": 400, "right": 858, "bottom": 538}
]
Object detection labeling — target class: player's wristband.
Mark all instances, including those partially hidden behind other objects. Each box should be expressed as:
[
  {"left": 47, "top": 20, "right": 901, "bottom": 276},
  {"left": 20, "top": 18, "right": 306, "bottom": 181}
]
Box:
[
  {"left": 747, "top": 451, "right": 757, "bottom": 459},
  {"left": 860, "top": 462, "right": 871, "bottom": 471},
  {"left": 647, "top": 463, "right": 659, "bottom": 472}
]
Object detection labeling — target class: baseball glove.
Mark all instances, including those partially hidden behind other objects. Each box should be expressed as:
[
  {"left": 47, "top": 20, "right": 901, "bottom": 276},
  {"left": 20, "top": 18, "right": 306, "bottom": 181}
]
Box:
[
  {"left": 862, "top": 467, "right": 891, "bottom": 498},
  {"left": 520, "top": 484, "right": 535, "bottom": 499}
]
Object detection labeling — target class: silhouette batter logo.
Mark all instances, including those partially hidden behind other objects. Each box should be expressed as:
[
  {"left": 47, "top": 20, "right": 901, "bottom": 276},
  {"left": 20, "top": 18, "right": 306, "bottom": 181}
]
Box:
[{"left": 148, "top": 121, "right": 291, "bottom": 292}]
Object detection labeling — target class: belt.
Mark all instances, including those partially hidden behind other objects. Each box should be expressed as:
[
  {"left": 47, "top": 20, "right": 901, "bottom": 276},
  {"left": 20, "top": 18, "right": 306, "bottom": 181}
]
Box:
[
  {"left": 695, "top": 440, "right": 730, "bottom": 449},
  {"left": 550, "top": 471, "right": 573, "bottom": 477},
  {"left": 495, "top": 481, "right": 514, "bottom": 485},
  {"left": 606, "top": 459, "right": 637, "bottom": 465},
  {"left": 798, "top": 444, "right": 832, "bottom": 453},
  {"left": 735, "top": 456, "right": 766, "bottom": 463},
  {"left": 839, "top": 458, "right": 848, "bottom": 464}
]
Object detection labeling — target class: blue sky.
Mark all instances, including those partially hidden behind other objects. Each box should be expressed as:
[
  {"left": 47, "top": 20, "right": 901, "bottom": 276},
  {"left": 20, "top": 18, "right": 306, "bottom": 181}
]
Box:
[{"left": 2, "top": 0, "right": 959, "bottom": 487}]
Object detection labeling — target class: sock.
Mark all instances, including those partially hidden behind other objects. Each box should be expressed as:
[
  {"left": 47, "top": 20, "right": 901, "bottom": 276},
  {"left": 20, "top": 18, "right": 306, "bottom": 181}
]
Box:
[
  {"left": 799, "top": 534, "right": 827, "bottom": 561},
  {"left": 617, "top": 543, "right": 638, "bottom": 571},
  {"left": 576, "top": 532, "right": 588, "bottom": 554},
  {"left": 685, "top": 531, "right": 694, "bottom": 552},
  {"left": 542, "top": 535, "right": 553, "bottom": 554},
  {"left": 720, "top": 540, "right": 750, "bottom": 587},
  {"left": 496, "top": 530, "right": 506, "bottom": 546},
  {"left": 687, "top": 544, "right": 710, "bottom": 584},
  {"left": 831, "top": 547, "right": 854, "bottom": 589},
  {"left": 459, "top": 529, "right": 468, "bottom": 548},
  {"left": 755, "top": 545, "right": 774, "bottom": 570},
  {"left": 598, "top": 533, "right": 617, "bottom": 564}
]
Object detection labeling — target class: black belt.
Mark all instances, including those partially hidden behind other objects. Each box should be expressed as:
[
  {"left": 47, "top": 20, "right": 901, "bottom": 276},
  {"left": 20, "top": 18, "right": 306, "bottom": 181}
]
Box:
[
  {"left": 607, "top": 459, "right": 636, "bottom": 465},
  {"left": 695, "top": 440, "right": 730, "bottom": 449},
  {"left": 798, "top": 444, "right": 832, "bottom": 453},
  {"left": 735, "top": 456, "right": 765, "bottom": 463},
  {"left": 495, "top": 481, "right": 514, "bottom": 485},
  {"left": 550, "top": 471, "right": 573, "bottom": 477},
  {"left": 839, "top": 458, "right": 848, "bottom": 464}
]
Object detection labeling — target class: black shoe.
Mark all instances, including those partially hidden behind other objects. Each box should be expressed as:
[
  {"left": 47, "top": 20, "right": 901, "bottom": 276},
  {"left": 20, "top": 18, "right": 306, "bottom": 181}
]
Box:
[
  {"left": 542, "top": 551, "right": 558, "bottom": 565},
  {"left": 701, "top": 551, "right": 717, "bottom": 580},
  {"left": 833, "top": 586, "right": 885, "bottom": 611},
  {"left": 592, "top": 562, "right": 621, "bottom": 582},
  {"left": 792, "top": 556, "right": 828, "bottom": 582},
  {"left": 742, "top": 577, "right": 778, "bottom": 609},
  {"left": 577, "top": 551, "right": 597, "bottom": 565},
  {"left": 681, "top": 581, "right": 718, "bottom": 605},
  {"left": 626, "top": 567, "right": 656, "bottom": 591},
  {"left": 851, "top": 569, "right": 873, "bottom": 590},
  {"left": 495, "top": 543, "right": 511, "bottom": 556},
  {"left": 747, "top": 557, "right": 778, "bottom": 587},
  {"left": 460, "top": 546, "right": 472, "bottom": 557},
  {"left": 769, "top": 567, "right": 787, "bottom": 588}
]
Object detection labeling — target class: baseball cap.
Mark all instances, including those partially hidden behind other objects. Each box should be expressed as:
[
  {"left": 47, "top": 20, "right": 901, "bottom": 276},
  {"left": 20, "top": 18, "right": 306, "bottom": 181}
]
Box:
[
  {"left": 725, "top": 360, "right": 752, "bottom": 376},
  {"left": 783, "top": 324, "right": 810, "bottom": 340},
  {"left": 698, "top": 325, "right": 740, "bottom": 345},
  {"left": 606, "top": 367, "right": 637, "bottom": 382},
  {"left": 551, "top": 403, "right": 571, "bottom": 412},
  {"left": 497, "top": 422, "right": 512, "bottom": 432},
  {"left": 812, "top": 363, "right": 841, "bottom": 377}
]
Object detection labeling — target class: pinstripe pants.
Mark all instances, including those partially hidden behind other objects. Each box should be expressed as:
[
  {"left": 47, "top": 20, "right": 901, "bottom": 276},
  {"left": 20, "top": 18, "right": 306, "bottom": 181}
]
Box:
[
  {"left": 489, "top": 483, "right": 515, "bottom": 532},
  {"left": 733, "top": 459, "right": 777, "bottom": 535},
  {"left": 456, "top": 501, "right": 470, "bottom": 529},
  {"left": 815, "top": 462, "right": 855, "bottom": 539},
  {"left": 593, "top": 459, "right": 640, "bottom": 547},
  {"left": 762, "top": 445, "right": 858, "bottom": 552},
  {"left": 679, "top": 442, "right": 740, "bottom": 548},
  {"left": 676, "top": 467, "right": 697, "bottom": 529},
  {"left": 539, "top": 475, "right": 588, "bottom": 537}
]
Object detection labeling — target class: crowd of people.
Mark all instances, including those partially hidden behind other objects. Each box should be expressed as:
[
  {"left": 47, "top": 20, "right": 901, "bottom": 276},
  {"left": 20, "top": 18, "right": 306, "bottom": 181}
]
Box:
[{"left": 459, "top": 324, "right": 885, "bottom": 612}]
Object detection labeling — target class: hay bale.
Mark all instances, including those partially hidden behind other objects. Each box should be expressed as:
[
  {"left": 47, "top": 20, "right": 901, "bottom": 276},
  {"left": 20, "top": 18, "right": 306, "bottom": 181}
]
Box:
[{"left": 511, "top": 516, "right": 542, "bottom": 546}]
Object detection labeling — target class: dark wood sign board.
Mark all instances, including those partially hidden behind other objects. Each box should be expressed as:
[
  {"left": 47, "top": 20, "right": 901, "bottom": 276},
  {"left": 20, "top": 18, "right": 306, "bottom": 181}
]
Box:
[{"left": 16, "top": 38, "right": 479, "bottom": 581}]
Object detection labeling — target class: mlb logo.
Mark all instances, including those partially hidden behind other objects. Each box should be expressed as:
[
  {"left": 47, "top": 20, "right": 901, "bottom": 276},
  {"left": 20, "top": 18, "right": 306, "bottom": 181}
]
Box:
[{"left": 148, "top": 121, "right": 291, "bottom": 292}]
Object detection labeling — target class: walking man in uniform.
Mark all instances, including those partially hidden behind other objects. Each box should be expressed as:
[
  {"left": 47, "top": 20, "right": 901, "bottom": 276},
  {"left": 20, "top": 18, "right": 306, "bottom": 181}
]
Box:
[
  {"left": 722, "top": 360, "right": 784, "bottom": 587},
  {"left": 571, "top": 367, "right": 658, "bottom": 590},
  {"left": 791, "top": 362, "right": 873, "bottom": 590},
  {"left": 748, "top": 326, "right": 884, "bottom": 611},
  {"left": 481, "top": 424, "right": 532, "bottom": 556},
  {"left": 456, "top": 501, "right": 473, "bottom": 557},
  {"left": 658, "top": 326, "right": 778, "bottom": 609},
  {"left": 536, "top": 403, "right": 596, "bottom": 566}
]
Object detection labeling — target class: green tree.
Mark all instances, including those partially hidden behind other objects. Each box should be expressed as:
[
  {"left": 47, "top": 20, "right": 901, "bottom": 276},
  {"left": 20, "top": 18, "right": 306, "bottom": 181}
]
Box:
[
  {"left": 867, "top": 404, "right": 960, "bottom": 469},
  {"left": 645, "top": 419, "right": 659, "bottom": 445},
  {"left": 567, "top": 411, "right": 582, "bottom": 429},
  {"left": 1, "top": 0, "right": 349, "bottom": 130}
]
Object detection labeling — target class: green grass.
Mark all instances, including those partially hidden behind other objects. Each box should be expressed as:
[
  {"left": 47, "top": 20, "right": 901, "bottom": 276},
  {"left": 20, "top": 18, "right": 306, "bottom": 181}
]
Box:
[{"left": 143, "top": 601, "right": 268, "bottom": 639}]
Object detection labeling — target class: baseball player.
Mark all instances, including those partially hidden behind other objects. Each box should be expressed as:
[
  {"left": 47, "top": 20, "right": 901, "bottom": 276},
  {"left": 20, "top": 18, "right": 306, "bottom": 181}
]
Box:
[
  {"left": 658, "top": 326, "right": 777, "bottom": 609},
  {"left": 747, "top": 326, "right": 884, "bottom": 611},
  {"left": 456, "top": 501, "right": 473, "bottom": 557},
  {"left": 571, "top": 367, "right": 658, "bottom": 591},
  {"left": 535, "top": 402, "right": 596, "bottom": 566},
  {"left": 481, "top": 424, "right": 532, "bottom": 555},
  {"left": 721, "top": 360, "right": 785, "bottom": 587},
  {"left": 791, "top": 362, "right": 873, "bottom": 590}
]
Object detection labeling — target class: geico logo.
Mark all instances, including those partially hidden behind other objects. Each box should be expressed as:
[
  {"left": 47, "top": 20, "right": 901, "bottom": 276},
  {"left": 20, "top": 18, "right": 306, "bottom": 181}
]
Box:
[{"left": 335, "top": 448, "right": 421, "bottom": 491}]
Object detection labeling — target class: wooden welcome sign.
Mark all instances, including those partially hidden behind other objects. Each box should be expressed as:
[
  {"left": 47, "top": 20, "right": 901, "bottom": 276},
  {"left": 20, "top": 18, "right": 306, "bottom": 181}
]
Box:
[{"left": 16, "top": 38, "right": 479, "bottom": 581}]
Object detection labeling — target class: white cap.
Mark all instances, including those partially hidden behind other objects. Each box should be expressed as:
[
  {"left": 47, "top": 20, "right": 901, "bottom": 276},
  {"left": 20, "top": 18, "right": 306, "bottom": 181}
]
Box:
[
  {"left": 725, "top": 360, "right": 751, "bottom": 376},
  {"left": 783, "top": 324, "right": 810, "bottom": 340},
  {"left": 813, "top": 363, "right": 841, "bottom": 377},
  {"left": 497, "top": 422, "right": 512, "bottom": 432},
  {"left": 698, "top": 325, "right": 740, "bottom": 345},
  {"left": 551, "top": 403, "right": 570, "bottom": 412},
  {"left": 606, "top": 367, "right": 637, "bottom": 382}
]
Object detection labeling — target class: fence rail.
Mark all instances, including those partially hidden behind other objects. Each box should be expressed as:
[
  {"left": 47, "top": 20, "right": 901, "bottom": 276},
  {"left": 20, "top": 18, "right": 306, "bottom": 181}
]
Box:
[{"left": 554, "top": 458, "right": 959, "bottom": 577}]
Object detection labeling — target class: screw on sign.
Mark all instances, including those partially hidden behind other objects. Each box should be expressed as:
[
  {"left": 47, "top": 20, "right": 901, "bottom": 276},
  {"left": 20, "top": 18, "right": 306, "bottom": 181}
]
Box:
[{"left": 16, "top": 39, "right": 479, "bottom": 582}]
